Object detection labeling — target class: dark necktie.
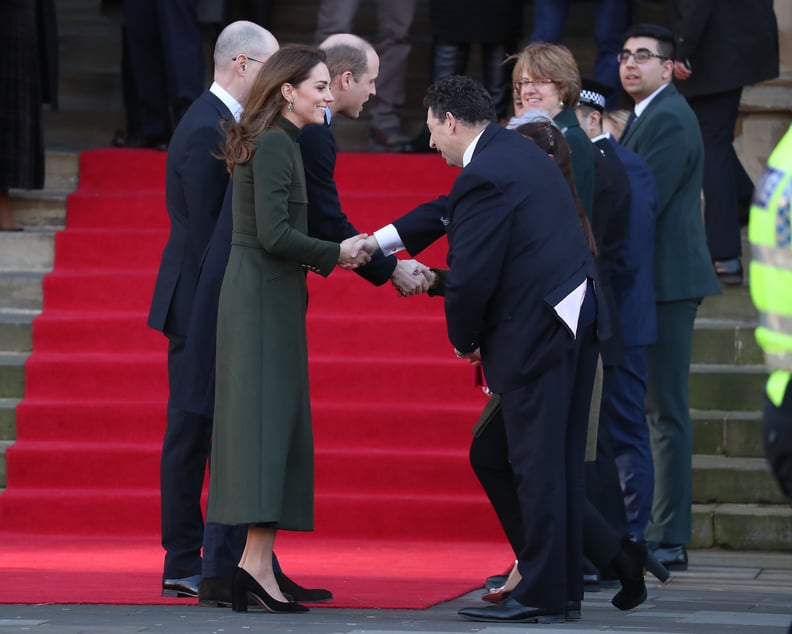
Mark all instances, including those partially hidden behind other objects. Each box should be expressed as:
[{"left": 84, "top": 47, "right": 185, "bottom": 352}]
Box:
[{"left": 621, "top": 111, "right": 637, "bottom": 139}]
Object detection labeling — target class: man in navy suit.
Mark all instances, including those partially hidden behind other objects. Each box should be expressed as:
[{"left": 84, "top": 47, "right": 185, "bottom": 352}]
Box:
[
  {"left": 577, "top": 78, "right": 660, "bottom": 544},
  {"left": 147, "top": 21, "right": 279, "bottom": 599},
  {"left": 300, "top": 34, "right": 431, "bottom": 293},
  {"left": 364, "top": 75, "right": 599, "bottom": 623}
]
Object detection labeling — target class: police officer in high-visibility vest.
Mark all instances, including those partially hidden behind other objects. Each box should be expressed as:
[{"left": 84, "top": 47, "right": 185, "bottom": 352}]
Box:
[{"left": 749, "top": 124, "right": 792, "bottom": 510}]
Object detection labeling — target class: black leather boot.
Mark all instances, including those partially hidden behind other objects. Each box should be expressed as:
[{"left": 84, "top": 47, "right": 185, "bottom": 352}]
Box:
[
  {"left": 481, "top": 43, "right": 514, "bottom": 121},
  {"left": 433, "top": 40, "right": 468, "bottom": 80}
]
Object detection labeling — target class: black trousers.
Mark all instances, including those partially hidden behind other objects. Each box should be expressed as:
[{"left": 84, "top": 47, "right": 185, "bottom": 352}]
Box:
[
  {"left": 161, "top": 334, "right": 213, "bottom": 579},
  {"left": 687, "top": 89, "right": 755, "bottom": 260}
]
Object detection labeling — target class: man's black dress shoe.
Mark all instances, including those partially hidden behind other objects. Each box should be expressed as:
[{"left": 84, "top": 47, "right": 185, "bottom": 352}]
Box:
[
  {"left": 566, "top": 600, "right": 581, "bottom": 620},
  {"left": 713, "top": 258, "right": 743, "bottom": 285},
  {"left": 649, "top": 543, "right": 688, "bottom": 571},
  {"left": 275, "top": 571, "right": 332, "bottom": 603},
  {"left": 198, "top": 576, "right": 233, "bottom": 607},
  {"left": 162, "top": 574, "right": 201, "bottom": 598},
  {"left": 458, "top": 597, "right": 565, "bottom": 623}
]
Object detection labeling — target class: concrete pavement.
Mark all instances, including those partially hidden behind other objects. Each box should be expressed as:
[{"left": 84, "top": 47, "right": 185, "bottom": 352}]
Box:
[{"left": 0, "top": 550, "right": 790, "bottom": 633}]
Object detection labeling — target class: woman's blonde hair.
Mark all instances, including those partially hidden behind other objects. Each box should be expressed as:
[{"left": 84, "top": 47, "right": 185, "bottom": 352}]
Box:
[
  {"left": 509, "top": 42, "right": 581, "bottom": 109},
  {"left": 222, "top": 44, "right": 327, "bottom": 171},
  {"left": 602, "top": 109, "right": 631, "bottom": 142}
]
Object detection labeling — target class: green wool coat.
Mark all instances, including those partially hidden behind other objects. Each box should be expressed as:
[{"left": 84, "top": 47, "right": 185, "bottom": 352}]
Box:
[{"left": 208, "top": 117, "right": 339, "bottom": 528}]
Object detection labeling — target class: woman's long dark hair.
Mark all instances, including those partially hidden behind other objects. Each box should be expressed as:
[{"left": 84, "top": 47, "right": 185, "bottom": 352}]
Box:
[
  {"left": 515, "top": 120, "right": 598, "bottom": 256},
  {"left": 222, "top": 44, "right": 327, "bottom": 172}
]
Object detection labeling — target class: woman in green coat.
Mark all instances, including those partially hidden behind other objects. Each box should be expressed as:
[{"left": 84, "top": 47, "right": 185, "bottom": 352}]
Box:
[{"left": 207, "top": 44, "right": 369, "bottom": 614}]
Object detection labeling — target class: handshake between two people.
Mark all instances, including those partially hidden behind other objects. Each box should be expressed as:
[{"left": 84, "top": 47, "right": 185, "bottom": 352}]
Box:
[{"left": 337, "top": 234, "right": 439, "bottom": 297}]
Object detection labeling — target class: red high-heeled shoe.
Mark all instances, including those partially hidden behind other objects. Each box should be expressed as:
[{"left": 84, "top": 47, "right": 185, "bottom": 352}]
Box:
[{"left": 481, "top": 586, "right": 512, "bottom": 603}]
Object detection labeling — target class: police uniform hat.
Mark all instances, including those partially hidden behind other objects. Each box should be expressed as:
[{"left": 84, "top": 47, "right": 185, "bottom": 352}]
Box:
[{"left": 579, "top": 77, "right": 613, "bottom": 112}]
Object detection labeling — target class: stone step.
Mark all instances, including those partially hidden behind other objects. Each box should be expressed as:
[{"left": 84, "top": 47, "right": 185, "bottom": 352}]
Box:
[
  {"left": 0, "top": 399, "right": 18, "bottom": 442},
  {"left": 58, "top": 70, "right": 125, "bottom": 114},
  {"left": 43, "top": 110, "right": 125, "bottom": 152},
  {"left": 692, "top": 503, "right": 792, "bottom": 551},
  {"left": 691, "top": 318, "right": 762, "bottom": 366},
  {"left": 698, "top": 285, "right": 758, "bottom": 322},
  {"left": 688, "top": 363, "right": 767, "bottom": 412},
  {"left": 0, "top": 353, "right": 26, "bottom": 399},
  {"left": 692, "top": 454, "right": 785, "bottom": 505},
  {"left": 692, "top": 409, "right": 765, "bottom": 459},
  {"left": 43, "top": 151, "right": 80, "bottom": 192},
  {"left": 0, "top": 229, "right": 57, "bottom": 273},
  {"left": 0, "top": 309, "right": 36, "bottom": 353},
  {"left": 9, "top": 191, "right": 68, "bottom": 229},
  {"left": 0, "top": 272, "right": 45, "bottom": 311}
]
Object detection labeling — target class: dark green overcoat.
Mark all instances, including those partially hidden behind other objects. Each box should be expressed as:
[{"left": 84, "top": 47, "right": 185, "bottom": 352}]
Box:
[{"left": 208, "top": 117, "right": 339, "bottom": 529}]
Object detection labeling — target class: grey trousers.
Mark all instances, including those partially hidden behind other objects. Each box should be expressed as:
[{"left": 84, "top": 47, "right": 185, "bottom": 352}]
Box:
[{"left": 315, "top": 0, "right": 416, "bottom": 131}]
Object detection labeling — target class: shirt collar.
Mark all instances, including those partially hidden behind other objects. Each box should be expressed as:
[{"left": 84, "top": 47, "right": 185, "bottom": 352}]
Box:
[
  {"left": 210, "top": 82, "right": 244, "bottom": 122},
  {"left": 462, "top": 128, "right": 487, "bottom": 167},
  {"left": 634, "top": 83, "right": 669, "bottom": 118}
]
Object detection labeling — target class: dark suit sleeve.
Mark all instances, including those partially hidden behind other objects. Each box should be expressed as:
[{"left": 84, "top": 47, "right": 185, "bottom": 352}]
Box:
[
  {"left": 444, "top": 174, "right": 511, "bottom": 354},
  {"left": 391, "top": 196, "right": 450, "bottom": 256},
  {"left": 181, "top": 122, "right": 228, "bottom": 264},
  {"left": 301, "top": 123, "right": 397, "bottom": 286}
]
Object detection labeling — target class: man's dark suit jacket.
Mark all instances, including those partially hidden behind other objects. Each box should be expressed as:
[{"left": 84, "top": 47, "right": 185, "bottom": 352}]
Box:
[
  {"left": 443, "top": 123, "right": 597, "bottom": 394},
  {"left": 666, "top": 0, "right": 778, "bottom": 98},
  {"left": 171, "top": 183, "right": 233, "bottom": 419},
  {"left": 147, "top": 89, "right": 231, "bottom": 336},
  {"left": 300, "top": 118, "right": 396, "bottom": 285},
  {"left": 607, "top": 137, "right": 658, "bottom": 348}
]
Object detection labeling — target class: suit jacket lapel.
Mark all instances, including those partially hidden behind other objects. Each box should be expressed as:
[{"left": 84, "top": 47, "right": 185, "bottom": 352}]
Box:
[{"left": 622, "top": 83, "right": 678, "bottom": 145}]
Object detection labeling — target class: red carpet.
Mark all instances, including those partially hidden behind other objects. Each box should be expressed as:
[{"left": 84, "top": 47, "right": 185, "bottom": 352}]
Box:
[{"left": 0, "top": 149, "right": 510, "bottom": 607}]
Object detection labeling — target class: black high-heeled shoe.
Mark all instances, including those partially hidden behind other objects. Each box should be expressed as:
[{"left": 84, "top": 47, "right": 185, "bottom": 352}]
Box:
[
  {"left": 610, "top": 539, "right": 648, "bottom": 611},
  {"left": 231, "top": 567, "right": 309, "bottom": 613},
  {"left": 609, "top": 538, "right": 671, "bottom": 610}
]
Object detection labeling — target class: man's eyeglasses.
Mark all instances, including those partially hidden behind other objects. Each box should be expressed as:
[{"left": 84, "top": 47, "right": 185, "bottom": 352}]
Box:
[
  {"left": 617, "top": 49, "right": 669, "bottom": 64},
  {"left": 514, "top": 78, "right": 556, "bottom": 91},
  {"left": 232, "top": 55, "right": 265, "bottom": 64}
]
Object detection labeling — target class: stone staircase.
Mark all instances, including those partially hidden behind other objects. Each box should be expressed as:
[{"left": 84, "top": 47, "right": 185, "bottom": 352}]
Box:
[
  {"left": 0, "top": 151, "right": 77, "bottom": 489},
  {"left": 2, "top": 0, "right": 791, "bottom": 551}
]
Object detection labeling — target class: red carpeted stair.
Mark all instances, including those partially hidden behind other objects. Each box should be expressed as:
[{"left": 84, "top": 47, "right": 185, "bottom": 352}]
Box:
[{"left": 0, "top": 149, "right": 510, "bottom": 607}]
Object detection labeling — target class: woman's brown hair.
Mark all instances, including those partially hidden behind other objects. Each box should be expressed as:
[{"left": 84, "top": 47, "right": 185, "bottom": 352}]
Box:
[
  {"left": 509, "top": 42, "right": 581, "bottom": 109},
  {"left": 222, "top": 44, "right": 327, "bottom": 172}
]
